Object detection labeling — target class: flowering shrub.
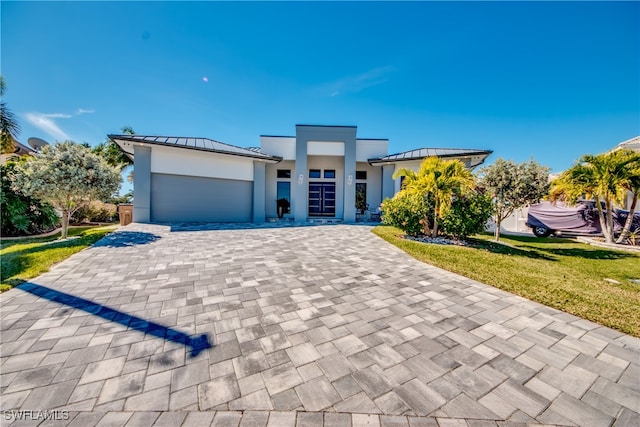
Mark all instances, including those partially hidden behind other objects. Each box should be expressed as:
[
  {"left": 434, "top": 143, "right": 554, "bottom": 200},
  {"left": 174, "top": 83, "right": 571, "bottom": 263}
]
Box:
[
  {"left": 381, "top": 192, "right": 429, "bottom": 236},
  {"left": 440, "top": 191, "right": 494, "bottom": 240}
]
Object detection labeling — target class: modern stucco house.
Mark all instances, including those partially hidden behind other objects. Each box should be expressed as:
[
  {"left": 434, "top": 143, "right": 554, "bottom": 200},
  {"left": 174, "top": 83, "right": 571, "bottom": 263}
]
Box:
[{"left": 109, "top": 125, "right": 492, "bottom": 224}]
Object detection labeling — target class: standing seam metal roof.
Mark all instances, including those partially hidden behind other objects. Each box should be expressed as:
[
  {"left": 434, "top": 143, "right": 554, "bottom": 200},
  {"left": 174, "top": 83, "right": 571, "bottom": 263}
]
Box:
[
  {"left": 369, "top": 147, "right": 493, "bottom": 163},
  {"left": 108, "top": 134, "right": 281, "bottom": 161}
]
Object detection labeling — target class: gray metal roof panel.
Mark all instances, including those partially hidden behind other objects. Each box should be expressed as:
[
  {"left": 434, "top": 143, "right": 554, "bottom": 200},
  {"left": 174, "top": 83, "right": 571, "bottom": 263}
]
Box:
[
  {"left": 369, "top": 147, "right": 493, "bottom": 163},
  {"left": 108, "top": 134, "right": 282, "bottom": 162}
]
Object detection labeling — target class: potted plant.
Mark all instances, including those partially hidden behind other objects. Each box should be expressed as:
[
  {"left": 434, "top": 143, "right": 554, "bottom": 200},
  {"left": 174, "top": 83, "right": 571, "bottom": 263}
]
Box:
[{"left": 276, "top": 198, "right": 290, "bottom": 219}]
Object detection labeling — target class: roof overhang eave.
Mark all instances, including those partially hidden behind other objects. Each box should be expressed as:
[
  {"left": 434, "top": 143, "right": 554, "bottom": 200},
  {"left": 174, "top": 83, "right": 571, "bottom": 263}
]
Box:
[
  {"left": 368, "top": 150, "right": 493, "bottom": 166},
  {"left": 108, "top": 135, "right": 282, "bottom": 163}
]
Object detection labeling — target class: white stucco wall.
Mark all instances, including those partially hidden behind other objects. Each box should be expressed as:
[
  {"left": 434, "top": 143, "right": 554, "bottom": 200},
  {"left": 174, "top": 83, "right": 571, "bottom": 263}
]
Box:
[
  {"left": 356, "top": 139, "right": 388, "bottom": 162},
  {"left": 150, "top": 145, "right": 254, "bottom": 181},
  {"left": 307, "top": 141, "right": 345, "bottom": 156},
  {"left": 260, "top": 136, "right": 296, "bottom": 160},
  {"left": 485, "top": 207, "right": 531, "bottom": 234},
  {"left": 390, "top": 160, "right": 422, "bottom": 193}
]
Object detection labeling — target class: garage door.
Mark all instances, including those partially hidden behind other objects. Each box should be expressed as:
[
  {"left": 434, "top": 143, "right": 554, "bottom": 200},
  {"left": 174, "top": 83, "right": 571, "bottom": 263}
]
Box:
[{"left": 150, "top": 173, "right": 252, "bottom": 222}]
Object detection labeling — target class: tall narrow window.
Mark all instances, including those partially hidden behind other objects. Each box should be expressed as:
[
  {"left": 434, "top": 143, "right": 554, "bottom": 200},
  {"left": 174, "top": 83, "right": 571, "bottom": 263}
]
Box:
[
  {"left": 356, "top": 183, "right": 367, "bottom": 213},
  {"left": 277, "top": 181, "right": 291, "bottom": 213}
]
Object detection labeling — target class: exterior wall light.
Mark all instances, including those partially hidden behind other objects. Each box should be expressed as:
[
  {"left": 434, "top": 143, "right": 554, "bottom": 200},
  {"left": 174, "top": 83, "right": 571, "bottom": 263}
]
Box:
[
  {"left": 298, "top": 174, "right": 304, "bottom": 184},
  {"left": 347, "top": 175, "right": 353, "bottom": 185}
]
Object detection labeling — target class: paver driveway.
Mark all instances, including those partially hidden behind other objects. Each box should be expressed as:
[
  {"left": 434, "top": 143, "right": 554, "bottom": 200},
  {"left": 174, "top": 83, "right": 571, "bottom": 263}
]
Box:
[{"left": 1, "top": 223, "right": 638, "bottom": 427}]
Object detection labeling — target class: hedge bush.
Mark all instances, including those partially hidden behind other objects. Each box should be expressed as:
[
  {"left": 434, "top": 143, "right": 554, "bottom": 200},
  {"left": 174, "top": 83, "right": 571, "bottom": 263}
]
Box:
[
  {"left": 381, "top": 190, "right": 493, "bottom": 240},
  {"left": 71, "top": 200, "right": 117, "bottom": 224},
  {"left": 381, "top": 192, "right": 430, "bottom": 236},
  {"left": 1, "top": 161, "right": 59, "bottom": 236},
  {"left": 440, "top": 192, "right": 494, "bottom": 240}
]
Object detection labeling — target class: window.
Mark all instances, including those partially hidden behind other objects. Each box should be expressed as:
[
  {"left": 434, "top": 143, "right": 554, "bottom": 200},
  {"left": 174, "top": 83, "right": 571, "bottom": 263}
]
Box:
[
  {"left": 400, "top": 176, "right": 406, "bottom": 189},
  {"left": 355, "top": 171, "right": 367, "bottom": 180},
  {"left": 277, "top": 169, "right": 291, "bottom": 179},
  {"left": 356, "top": 183, "right": 367, "bottom": 213},
  {"left": 324, "top": 170, "right": 336, "bottom": 179},
  {"left": 277, "top": 182, "right": 291, "bottom": 213},
  {"left": 309, "top": 169, "right": 321, "bottom": 178}
]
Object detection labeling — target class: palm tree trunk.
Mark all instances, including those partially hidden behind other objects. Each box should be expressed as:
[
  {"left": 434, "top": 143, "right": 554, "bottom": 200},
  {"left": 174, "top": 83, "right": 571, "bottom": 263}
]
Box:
[
  {"left": 606, "top": 201, "right": 616, "bottom": 243},
  {"left": 431, "top": 218, "right": 439, "bottom": 238},
  {"left": 594, "top": 198, "right": 611, "bottom": 243},
  {"left": 422, "top": 215, "right": 431, "bottom": 236},
  {"left": 616, "top": 193, "right": 638, "bottom": 244},
  {"left": 431, "top": 204, "right": 439, "bottom": 238}
]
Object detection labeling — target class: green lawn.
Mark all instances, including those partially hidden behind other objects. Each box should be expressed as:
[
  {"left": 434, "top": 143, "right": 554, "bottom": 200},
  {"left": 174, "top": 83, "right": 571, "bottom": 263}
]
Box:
[
  {"left": 0, "top": 226, "right": 116, "bottom": 292},
  {"left": 373, "top": 226, "right": 640, "bottom": 337}
]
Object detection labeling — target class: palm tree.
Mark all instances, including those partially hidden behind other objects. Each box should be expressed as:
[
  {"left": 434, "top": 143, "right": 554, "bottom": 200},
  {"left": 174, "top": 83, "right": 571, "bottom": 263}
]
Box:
[
  {"left": 92, "top": 126, "right": 135, "bottom": 170},
  {"left": 550, "top": 150, "right": 639, "bottom": 243},
  {"left": 394, "top": 157, "right": 476, "bottom": 237},
  {"left": 0, "top": 75, "right": 20, "bottom": 154},
  {"left": 615, "top": 150, "right": 640, "bottom": 243}
]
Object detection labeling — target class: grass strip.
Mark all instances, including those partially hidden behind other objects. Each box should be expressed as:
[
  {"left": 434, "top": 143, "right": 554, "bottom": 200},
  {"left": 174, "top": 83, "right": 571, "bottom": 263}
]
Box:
[{"left": 1, "top": 226, "right": 116, "bottom": 292}]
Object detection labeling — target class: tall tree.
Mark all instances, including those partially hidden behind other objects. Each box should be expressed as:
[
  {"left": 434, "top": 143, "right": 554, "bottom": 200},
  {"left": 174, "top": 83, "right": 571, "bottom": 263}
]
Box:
[
  {"left": 480, "top": 158, "right": 550, "bottom": 241},
  {"left": 92, "top": 126, "right": 135, "bottom": 170},
  {"left": 12, "top": 141, "right": 120, "bottom": 239},
  {"left": 550, "top": 149, "right": 639, "bottom": 244},
  {"left": 394, "top": 157, "right": 476, "bottom": 237},
  {"left": 0, "top": 75, "right": 20, "bottom": 154}
]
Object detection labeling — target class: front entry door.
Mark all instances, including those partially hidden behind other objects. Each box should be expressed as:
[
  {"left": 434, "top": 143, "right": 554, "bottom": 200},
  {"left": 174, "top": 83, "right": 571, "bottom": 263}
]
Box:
[{"left": 308, "top": 182, "right": 336, "bottom": 217}]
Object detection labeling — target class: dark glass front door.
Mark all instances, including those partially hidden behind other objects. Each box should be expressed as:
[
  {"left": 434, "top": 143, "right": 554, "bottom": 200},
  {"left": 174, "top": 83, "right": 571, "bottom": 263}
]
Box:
[{"left": 308, "top": 182, "right": 336, "bottom": 217}]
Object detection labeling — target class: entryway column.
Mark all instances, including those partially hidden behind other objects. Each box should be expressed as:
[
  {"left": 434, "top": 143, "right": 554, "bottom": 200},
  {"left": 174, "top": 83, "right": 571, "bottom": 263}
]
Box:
[
  {"left": 293, "top": 134, "right": 308, "bottom": 223},
  {"left": 343, "top": 137, "right": 357, "bottom": 223}
]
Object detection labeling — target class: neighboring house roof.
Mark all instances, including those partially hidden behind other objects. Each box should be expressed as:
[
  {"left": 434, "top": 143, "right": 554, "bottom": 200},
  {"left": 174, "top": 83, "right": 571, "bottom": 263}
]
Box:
[
  {"left": 108, "top": 134, "right": 282, "bottom": 162},
  {"left": 613, "top": 136, "right": 640, "bottom": 153},
  {"left": 368, "top": 147, "right": 493, "bottom": 166},
  {"left": 0, "top": 138, "right": 36, "bottom": 165}
]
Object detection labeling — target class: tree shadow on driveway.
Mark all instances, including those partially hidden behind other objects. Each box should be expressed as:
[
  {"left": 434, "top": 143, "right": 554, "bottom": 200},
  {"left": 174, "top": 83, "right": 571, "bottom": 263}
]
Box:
[
  {"left": 93, "top": 231, "right": 161, "bottom": 247},
  {"left": 16, "top": 282, "right": 212, "bottom": 357}
]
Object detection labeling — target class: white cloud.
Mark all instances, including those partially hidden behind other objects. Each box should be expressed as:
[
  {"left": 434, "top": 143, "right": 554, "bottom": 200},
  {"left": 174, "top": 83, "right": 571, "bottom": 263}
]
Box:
[
  {"left": 321, "top": 66, "right": 395, "bottom": 97},
  {"left": 25, "top": 112, "right": 71, "bottom": 141},
  {"left": 76, "top": 108, "right": 95, "bottom": 115},
  {"left": 45, "top": 113, "right": 73, "bottom": 118}
]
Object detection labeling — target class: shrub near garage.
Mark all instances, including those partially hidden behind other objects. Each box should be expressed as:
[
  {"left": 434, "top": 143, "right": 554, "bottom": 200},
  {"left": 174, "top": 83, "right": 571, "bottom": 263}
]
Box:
[{"left": 71, "top": 200, "right": 117, "bottom": 224}]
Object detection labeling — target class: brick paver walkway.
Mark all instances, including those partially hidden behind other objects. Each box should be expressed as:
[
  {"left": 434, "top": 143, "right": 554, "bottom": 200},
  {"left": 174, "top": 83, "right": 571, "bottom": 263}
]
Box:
[{"left": 1, "top": 224, "right": 638, "bottom": 426}]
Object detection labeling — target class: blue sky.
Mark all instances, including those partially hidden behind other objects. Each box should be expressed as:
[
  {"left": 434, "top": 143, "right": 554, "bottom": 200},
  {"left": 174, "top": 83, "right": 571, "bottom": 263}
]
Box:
[{"left": 3, "top": 1, "right": 639, "bottom": 187}]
